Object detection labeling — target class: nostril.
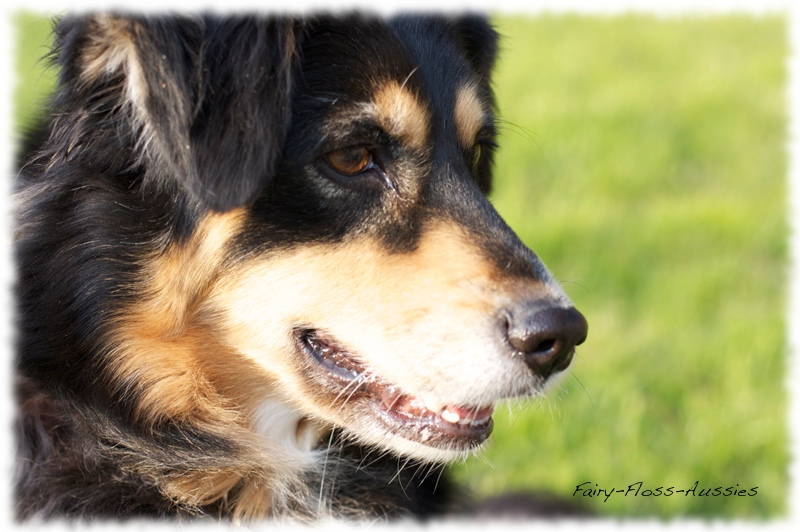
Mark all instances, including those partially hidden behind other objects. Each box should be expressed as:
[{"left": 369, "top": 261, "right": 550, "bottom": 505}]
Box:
[
  {"left": 531, "top": 338, "right": 555, "bottom": 355},
  {"left": 507, "top": 328, "right": 556, "bottom": 356},
  {"left": 505, "top": 303, "right": 588, "bottom": 378}
]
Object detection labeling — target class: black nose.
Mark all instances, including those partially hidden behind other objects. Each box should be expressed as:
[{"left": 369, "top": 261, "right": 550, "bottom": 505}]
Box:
[{"left": 505, "top": 302, "right": 588, "bottom": 378}]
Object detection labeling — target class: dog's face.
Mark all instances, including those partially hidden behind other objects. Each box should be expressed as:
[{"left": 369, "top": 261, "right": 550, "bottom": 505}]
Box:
[
  {"left": 28, "top": 14, "right": 587, "bottom": 465},
  {"left": 208, "top": 17, "right": 587, "bottom": 461}
]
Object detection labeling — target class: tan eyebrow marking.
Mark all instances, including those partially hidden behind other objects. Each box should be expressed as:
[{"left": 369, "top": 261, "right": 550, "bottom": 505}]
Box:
[
  {"left": 454, "top": 82, "right": 487, "bottom": 148},
  {"left": 371, "top": 80, "right": 430, "bottom": 151}
]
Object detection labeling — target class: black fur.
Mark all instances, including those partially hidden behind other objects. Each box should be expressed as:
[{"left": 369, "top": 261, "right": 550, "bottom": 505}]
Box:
[{"left": 15, "top": 12, "right": 503, "bottom": 521}]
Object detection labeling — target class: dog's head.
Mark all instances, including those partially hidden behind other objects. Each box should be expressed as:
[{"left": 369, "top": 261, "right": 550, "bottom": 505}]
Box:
[{"left": 25, "top": 13, "right": 587, "bottom": 466}]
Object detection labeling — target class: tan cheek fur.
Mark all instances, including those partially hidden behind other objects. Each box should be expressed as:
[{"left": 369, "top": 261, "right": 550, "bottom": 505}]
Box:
[
  {"left": 104, "top": 209, "right": 318, "bottom": 518},
  {"left": 105, "top": 209, "right": 259, "bottom": 426}
]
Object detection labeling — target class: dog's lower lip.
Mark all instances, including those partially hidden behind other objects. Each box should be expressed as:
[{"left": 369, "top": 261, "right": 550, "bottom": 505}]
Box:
[
  {"left": 295, "top": 328, "right": 494, "bottom": 448},
  {"left": 372, "top": 392, "right": 494, "bottom": 447}
]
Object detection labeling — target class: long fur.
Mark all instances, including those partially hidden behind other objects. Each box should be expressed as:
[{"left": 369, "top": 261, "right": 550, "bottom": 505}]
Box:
[{"left": 14, "top": 12, "right": 586, "bottom": 522}]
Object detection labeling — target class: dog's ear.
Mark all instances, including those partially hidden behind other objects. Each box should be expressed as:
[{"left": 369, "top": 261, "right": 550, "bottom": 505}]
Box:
[
  {"left": 450, "top": 15, "right": 498, "bottom": 85},
  {"left": 55, "top": 14, "right": 299, "bottom": 212}
]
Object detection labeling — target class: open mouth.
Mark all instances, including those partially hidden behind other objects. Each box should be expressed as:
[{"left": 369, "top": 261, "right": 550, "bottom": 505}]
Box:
[{"left": 295, "top": 328, "right": 494, "bottom": 450}]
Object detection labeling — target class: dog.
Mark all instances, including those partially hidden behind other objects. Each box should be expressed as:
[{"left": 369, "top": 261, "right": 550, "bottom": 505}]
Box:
[{"left": 14, "top": 12, "right": 588, "bottom": 521}]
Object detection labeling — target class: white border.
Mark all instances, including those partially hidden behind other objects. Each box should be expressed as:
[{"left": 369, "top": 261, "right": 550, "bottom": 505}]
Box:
[{"left": 1, "top": 1, "right": 797, "bottom": 531}]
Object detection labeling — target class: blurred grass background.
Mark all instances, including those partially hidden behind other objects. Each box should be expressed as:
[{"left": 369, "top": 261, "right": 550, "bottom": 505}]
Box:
[
  {"left": 13, "top": 13, "right": 57, "bottom": 135},
  {"left": 449, "top": 14, "right": 789, "bottom": 519},
  {"left": 13, "top": 11, "right": 789, "bottom": 520}
]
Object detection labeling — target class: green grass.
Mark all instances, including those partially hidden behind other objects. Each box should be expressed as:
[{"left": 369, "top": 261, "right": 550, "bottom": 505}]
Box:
[
  {"left": 13, "top": 12, "right": 58, "bottom": 134},
  {"left": 449, "top": 14, "right": 789, "bottom": 519},
  {"left": 14, "top": 12, "right": 789, "bottom": 520}
]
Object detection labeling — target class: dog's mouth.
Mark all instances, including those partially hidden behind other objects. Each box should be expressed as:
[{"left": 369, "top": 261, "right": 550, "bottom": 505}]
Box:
[{"left": 295, "top": 328, "right": 494, "bottom": 451}]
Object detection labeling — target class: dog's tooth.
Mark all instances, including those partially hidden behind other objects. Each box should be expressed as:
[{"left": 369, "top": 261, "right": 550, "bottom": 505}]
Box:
[
  {"left": 440, "top": 409, "right": 461, "bottom": 424},
  {"left": 423, "top": 397, "right": 444, "bottom": 414}
]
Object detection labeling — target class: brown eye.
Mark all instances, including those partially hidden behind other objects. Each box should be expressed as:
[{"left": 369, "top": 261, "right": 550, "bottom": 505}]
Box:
[{"left": 325, "top": 146, "right": 372, "bottom": 175}]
